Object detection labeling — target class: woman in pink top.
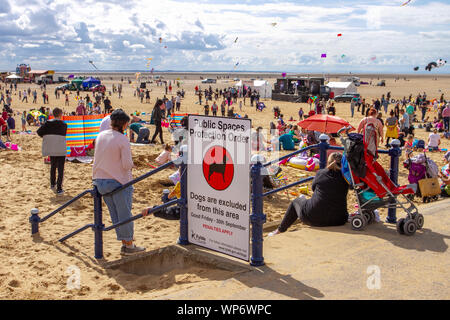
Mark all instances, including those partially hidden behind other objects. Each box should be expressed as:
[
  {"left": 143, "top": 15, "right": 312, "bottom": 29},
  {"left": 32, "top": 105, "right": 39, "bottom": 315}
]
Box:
[
  {"left": 93, "top": 109, "right": 147, "bottom": 256},
  {"left": 357, "top": 108, "right": 384, "bottom": 148}
]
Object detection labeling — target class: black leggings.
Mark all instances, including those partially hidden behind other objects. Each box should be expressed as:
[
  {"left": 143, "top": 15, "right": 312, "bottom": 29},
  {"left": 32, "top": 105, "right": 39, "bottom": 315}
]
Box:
[
  {"left": 50, "top": 156, "right": 65, "bottom": 191},
  {"left": 279, "top": 207, "right": 298, "bottom": 232},
  {"left": 151, "top": 124, "right": 164, "bottom": 144}
]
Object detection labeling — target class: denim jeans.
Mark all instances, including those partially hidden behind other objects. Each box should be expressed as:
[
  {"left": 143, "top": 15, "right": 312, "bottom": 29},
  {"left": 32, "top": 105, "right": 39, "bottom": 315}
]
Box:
[
  {"left": 444, "top": 117, "right": 449, "bottom": 131},
  {"left": 136, "top": 127, "right": 150, "bottom": 144},
  {"left": 93, "top": 179, "right": 134, "bottom": 242}
]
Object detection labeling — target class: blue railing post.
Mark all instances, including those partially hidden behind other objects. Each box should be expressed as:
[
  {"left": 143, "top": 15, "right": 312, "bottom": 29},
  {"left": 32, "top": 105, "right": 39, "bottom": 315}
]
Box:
[
  {"left": 92, "top": 186, "right": 104, "bottom": 259},
  {"left": 30, "top": 208, "right": 40, "bottom": 235},
  {"left": 319, "top": 134, "right": 330, "bottom": 169},
  {"left": 178, "top": 145, "right": 189, "bottom": 245},
  {"left": 178, "top": 161, "right": 189, "bottom": 245},
  {"left": 250, "top": 159, "right": 266, "bottom": 266},
  {"left": 387, "top": 139, "right": 401, "bottom": 223}
]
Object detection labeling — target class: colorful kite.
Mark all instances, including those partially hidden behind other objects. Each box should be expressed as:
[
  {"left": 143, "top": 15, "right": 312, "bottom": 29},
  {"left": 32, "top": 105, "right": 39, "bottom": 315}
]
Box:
[
  {"left": 341, "top": 54, "right": 346, "bottom": 58},
  {"left": 370, "top": 56, "right": 377, "bottom": 61},
  {"left": 270, "top": 22, "right": 277, "bottom": 27},
  {"left": 282, "top": 72, "right": 287, "bottom": 77},
  {"left": 321, "top": 53, "right": 327, "bottom": 58},
  {"left": 337, "top": 33, "right": 342, "bottom": 37},
  {"left": 414, "top": 66, "right": 419, "bottom": 71},
  {"left": 425, "top": 59, "right": 447, "bottom": 71},
  {"left": 234, "top": 37, "right": 239, "bottom": 43},
  {"left": 401, "top": 0, "right": 412, "bottom": 6}
]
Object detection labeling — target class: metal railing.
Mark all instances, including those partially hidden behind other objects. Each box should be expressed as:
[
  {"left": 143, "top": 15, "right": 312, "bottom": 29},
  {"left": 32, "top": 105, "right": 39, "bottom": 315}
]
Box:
[{"left": 30, "top": 135, "right": 402, "bottom": 266}]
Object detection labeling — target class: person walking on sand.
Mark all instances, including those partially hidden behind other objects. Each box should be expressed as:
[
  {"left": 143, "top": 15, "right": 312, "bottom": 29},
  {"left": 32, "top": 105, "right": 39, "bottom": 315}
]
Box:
[
  {"left": 150, "top": 99, "right": 165, "bottom": 145},
  {"left": 37, "top": 107, "right": 67, "bottom": 195},
  {"left": 93, "top": 109, "right": 146, "bottom": 256}
]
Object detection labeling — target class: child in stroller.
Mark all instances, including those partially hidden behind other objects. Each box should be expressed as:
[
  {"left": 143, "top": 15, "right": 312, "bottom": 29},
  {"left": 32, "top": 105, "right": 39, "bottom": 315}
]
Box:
[{"left": 338, "top": 126, "right": 423, "bottom": 236}]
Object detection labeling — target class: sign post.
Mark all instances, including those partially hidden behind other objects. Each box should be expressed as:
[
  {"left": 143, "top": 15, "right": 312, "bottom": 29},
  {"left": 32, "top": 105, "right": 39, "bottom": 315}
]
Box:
[{"left": 187, "top": 115, "right": 251, "bottom": 261}]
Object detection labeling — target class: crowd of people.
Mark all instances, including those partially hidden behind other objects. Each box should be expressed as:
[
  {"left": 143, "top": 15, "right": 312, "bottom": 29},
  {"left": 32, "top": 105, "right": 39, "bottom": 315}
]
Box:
[{"left": 2, "top": 77, "right": 450, "bottom": 255}]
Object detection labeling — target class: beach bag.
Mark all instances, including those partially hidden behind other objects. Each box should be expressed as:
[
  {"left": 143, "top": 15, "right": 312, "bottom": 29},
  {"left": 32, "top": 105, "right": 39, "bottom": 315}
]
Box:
[
  {"left": 364, "top": 122, "right": 378, "bottom": 158},
  {"left": 70, "top": 146, "right": 87, "bottom": 157},
  {"left": 418, "top": 177, "right": 441, "bottom": 197},
  {"left": 426, "top": 159, "right": 439, "bottom": 178}
]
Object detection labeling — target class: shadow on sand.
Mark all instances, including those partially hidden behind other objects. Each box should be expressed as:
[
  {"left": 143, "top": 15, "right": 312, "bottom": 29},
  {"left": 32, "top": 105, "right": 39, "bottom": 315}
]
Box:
[{"left": 100, "top": 245, "right": 324, "bottom": 300}]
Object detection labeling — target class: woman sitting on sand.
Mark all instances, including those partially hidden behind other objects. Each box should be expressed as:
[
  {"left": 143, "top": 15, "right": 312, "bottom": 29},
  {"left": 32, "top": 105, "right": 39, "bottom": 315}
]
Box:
[
  {"left": 269, "top": 152, "right": 349, "bottom": 236},
  {"left": 93, "top": 109, "right": 147, "bottom": 256}
]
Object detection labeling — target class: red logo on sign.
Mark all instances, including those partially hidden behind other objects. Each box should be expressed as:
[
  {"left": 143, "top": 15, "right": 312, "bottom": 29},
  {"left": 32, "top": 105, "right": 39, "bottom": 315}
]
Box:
[{"left": 202, "top": 146, "right": 234, "bottom": 191}]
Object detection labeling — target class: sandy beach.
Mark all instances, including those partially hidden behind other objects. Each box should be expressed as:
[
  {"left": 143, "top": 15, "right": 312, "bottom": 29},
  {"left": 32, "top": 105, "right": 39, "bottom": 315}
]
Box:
[{"left": 0, "top": 73, "right": 449, "bottom": 299}]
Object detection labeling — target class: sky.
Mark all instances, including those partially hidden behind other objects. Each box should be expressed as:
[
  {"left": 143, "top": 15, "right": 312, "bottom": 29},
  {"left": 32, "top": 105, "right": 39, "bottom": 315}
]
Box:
[{"left": 0, "top": 0, "right": 449, "bottom": 73}]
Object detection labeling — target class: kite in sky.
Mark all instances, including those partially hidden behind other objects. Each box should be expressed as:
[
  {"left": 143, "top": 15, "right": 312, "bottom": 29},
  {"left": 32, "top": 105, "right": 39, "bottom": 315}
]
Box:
[
  {"left": 401, "top": 0, "right": 412, "bottom": 6},
  {"left": 234, "top": 37, "right": 238, "bottom": 43},
  {"left": 425, "top": 59, "right": 447, "bottom": 71},
  {"left": 414, "top": 66, "right": 419, "bottom": 71},
  {"left": 337, "top": 33, "right": 342, "bottom": 37},
  {"left": 341, "top": 54, "right": 346, "bottom": 58},
  {"left": 159, "top": 37, "right": 163, "bottom": 43},
  {"left": 370, "top": 56, "right": 377, "bottom": 61},
  {"left": 321, "top": 53, "right": 327, "bottom": 58},
  {"left": 270, "top": 22, "right": 277, "bottom": 27},
  {"left": 89, "top": 60, "right": 98, "bottom": 70}
]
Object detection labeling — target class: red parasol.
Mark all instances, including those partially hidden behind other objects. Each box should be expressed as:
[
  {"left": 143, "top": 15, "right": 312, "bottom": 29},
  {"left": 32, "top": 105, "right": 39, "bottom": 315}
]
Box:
[{"left": 298, "top": 114, "right": 354, "bottom": 133}]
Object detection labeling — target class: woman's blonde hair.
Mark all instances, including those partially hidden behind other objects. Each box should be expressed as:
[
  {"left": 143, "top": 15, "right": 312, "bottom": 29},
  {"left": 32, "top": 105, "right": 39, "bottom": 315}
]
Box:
[{"left": 327, "top": 152, "right": 343, "bottom": 171}]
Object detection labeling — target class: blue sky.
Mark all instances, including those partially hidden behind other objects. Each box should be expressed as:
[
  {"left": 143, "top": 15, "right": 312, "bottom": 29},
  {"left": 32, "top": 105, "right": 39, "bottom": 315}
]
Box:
[{"left": 0, "top": 0, "right": 449, "bottom": 73}]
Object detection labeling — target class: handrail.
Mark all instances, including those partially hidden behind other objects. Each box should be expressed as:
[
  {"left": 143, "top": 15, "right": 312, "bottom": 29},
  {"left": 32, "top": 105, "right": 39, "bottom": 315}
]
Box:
[
  {"left": 103, "top": 160, "right": 175, "bottom": 197},
  {"left": 103, "top": 198, "right": 179, "bottom": 231},
  {"left": 39, "top": 189, "right": 93, "bottom": 223},
  {"left": 59, "top": 224, "right": 94, "bottom": 242}
]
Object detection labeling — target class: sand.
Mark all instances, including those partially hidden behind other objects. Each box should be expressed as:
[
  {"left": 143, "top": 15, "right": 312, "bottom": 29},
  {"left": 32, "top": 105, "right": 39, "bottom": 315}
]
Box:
[{"left": 0, "top": 74, "right": 449, "bottom": 299}]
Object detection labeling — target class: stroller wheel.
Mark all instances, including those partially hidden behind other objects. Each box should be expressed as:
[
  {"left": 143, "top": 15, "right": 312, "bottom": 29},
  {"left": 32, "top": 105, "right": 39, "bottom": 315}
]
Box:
[
  {"left": 415, "top": 214, "right": 424, "bottom": 230},
  {"left": 363, "top": 211, "right": 373, "bottom": 224},
  {"left": 396, "top": 218, "right": 405, "bottom": 235},
  {"left": 422, "top": 197, "right": 428, "bottom": 203},
  {"left": 403, "top": 219, "right": 417, "bottom": 236},
  {"left": 350, "top": 215, "right": 367, "bottom": 231},
  {"left": 433, "top": 196, "right": 439, "bottom": 201}
]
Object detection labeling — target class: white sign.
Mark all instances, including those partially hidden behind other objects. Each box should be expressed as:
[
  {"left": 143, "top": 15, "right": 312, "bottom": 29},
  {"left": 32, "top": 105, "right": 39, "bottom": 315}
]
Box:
[{"left": 187, "top": 115, "right": 251, "bottom": 261}]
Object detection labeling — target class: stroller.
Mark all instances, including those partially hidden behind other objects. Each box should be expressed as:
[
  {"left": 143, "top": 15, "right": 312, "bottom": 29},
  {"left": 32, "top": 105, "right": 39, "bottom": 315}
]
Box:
[
  {"left": 403, "top": 152, "right": 440, "bottom": 203},
  {"left": 338, "top": 126, "right": 424, "bottom": 236}
]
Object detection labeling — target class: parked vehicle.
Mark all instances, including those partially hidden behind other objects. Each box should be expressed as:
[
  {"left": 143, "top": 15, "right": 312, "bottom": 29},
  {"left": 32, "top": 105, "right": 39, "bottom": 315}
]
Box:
[
  {"left": 56, "top": 83, "right": 77, "bottom": 91},
  {"left": 377, "top": 80, "right": 386, "bottom": 87},
  {"left": 201, "top": 78, "right": 217, "bottom": 83},
  {"left": 334, "top": 93, "right": 360, "bottom": 102},
  {"left": 90, "top": 84, "right": 106, "bottom": 93}
]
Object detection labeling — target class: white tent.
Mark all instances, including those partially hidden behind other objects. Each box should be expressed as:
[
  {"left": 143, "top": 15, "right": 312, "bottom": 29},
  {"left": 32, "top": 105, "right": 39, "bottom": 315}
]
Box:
[
  {"left": 6, "top": 74, "right": 22, "bottom": 79},
  {"left": 235, "top": 80, "right": 272, "bottom": 98},
  {"left": 326, "top": 81, "right": 356, "bottom": 96}
]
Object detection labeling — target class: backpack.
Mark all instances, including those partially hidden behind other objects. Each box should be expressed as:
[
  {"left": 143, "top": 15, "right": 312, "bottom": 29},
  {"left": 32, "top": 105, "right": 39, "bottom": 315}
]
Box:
[{"left": 363, "top": 122, "right": 378, "bottom": 158}]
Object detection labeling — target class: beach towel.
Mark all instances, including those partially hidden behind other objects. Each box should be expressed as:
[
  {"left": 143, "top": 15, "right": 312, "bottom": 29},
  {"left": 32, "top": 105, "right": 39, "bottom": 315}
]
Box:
[{"left": 66, "top": 156, "right": 93, "bottom": 164}]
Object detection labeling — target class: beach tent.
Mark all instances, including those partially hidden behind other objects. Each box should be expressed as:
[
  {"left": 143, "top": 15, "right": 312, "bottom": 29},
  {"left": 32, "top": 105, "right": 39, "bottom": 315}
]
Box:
[
  {"left": 326, "top": 82, "right": 356, "bottom": 96},
  {"left": 71, "top": 78, "right": 84, "bottom": 89},
  {"left": 253, "top": 80, "right": 272, "bottom": 99},
  {"left": 82, "top": 77, "right": 101, "bottom": 89},
  {"left": 235, "top": 80, "right": 272, "bottom": 98},
  {"left": 6, "top": 74, "right": 22, "bottom": 79}
]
